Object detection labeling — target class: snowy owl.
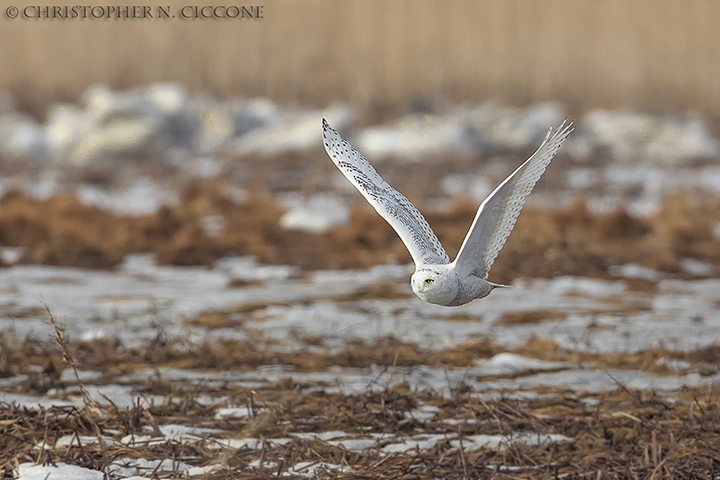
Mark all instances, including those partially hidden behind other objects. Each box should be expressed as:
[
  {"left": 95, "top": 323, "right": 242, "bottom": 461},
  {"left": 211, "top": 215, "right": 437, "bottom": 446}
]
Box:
[{"left": 322, "top": 118, "right": 573, "bottom": 306}]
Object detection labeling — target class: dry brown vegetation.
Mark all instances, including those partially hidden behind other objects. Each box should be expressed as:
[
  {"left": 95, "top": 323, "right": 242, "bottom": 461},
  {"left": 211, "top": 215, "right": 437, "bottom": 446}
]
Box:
[
  {"left": 4, "top": 321, "right": 720, "bottom": 392},
  {"left": 495, "top": 310, "right": 566, "bottom": 326},
  {"left": 4, "top": 323, "right": 720, "bottom": 479},
  {"left": 0, "top": 179, "right": 718, "bottom": 283},
  {"left": 3, "top": 1, "right": 720, "bottom": 119},
  {"left": 4, "top": 330, "right": 499, "bottom": 377},
  {"left": 513, "top": 336, "right": 720, "bottom": 377},
  {"left": 4, "top": 304, "right": 720, "bottom": 479},
  {"left": 5, "top": 386, "right": 720, "bottom": 479}
]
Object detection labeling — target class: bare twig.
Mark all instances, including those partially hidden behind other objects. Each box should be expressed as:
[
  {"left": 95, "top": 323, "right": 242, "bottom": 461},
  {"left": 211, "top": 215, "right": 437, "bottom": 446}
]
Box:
[{"left": 43, "top": 301, "right": 101, "bottom": 416}]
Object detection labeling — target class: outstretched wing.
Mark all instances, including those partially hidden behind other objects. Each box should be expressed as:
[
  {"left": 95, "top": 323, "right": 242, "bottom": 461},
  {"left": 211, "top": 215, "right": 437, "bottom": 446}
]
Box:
[
  {"left": 322, "top": 119, "right": 450, "bottom": 267},
  {"left": 453, "top": 120, "right": 574, "bottom": 278}
]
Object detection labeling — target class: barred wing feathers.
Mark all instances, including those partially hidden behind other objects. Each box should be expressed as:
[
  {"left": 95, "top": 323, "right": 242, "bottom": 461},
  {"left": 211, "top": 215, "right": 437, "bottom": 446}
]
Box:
[{"left": 322, "top": 119, "right": 450, "bottom": 267}]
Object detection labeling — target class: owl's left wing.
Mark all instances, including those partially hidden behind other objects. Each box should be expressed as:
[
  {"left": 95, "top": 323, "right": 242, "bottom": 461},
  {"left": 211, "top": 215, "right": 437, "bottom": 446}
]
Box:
[{"left": 453, "top": 120, "right": 574, "bottom": 279}]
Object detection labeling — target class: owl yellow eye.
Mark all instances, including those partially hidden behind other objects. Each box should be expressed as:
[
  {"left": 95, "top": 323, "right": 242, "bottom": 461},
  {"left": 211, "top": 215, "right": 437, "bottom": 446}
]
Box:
[{"left": 425, "top": 278, "right": 434, "bottom": 284}]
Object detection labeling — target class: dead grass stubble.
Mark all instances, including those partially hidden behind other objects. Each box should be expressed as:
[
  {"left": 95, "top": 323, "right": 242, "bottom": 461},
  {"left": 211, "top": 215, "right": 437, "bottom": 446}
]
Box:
[
  {"left": 3, "top": 378, "right": 720, "bottom": 478},
  {"left": 9, "top": 330, "right": 720, "bottom": 391},
  {"left": 0, "top": 180, "right": 717, "bottom": 283},
  {"left": 3, "top": 312, "right": 720, "bottom": 478}
]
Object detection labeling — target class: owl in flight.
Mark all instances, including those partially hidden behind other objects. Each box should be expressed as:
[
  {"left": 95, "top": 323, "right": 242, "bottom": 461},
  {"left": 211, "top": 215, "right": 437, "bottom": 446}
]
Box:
[{"left": 322, "top": 118, "right": 573, "bottom": 306}]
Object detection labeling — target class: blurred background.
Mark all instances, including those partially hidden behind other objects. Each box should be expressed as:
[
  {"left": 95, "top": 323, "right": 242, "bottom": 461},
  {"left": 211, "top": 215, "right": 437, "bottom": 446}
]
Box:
[
  {"left": 0, "top": 0, "right": 718, "bottom": 277},
  {"left": 3, "top": 1, "right": 720, "bottom": 115}
]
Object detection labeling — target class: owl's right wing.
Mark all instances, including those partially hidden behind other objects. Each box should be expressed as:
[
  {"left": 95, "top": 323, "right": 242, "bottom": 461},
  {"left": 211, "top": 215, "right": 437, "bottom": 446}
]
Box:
[{"left": 322, "top": 119, "right": 450, "bottom": 267}]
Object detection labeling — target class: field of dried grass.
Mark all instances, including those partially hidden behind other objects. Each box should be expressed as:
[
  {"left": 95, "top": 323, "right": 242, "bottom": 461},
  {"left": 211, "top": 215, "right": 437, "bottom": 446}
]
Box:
[
  {"left": 0, "top": 179, "right": 718, "bottom": 283},
  {"left": 1, "top": 197, "right": 719, "bottom": 478},
  {"left": 3, "top": 312, "right": 720, "bottom": 479},
  {"left": 2, "top": 1, "right": 720, "bottom": 119}
]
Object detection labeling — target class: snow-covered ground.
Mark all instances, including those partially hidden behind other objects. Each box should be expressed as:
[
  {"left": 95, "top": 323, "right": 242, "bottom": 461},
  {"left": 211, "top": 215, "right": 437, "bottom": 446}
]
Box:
[
  {"left": 2, "top": 257, "right": 719, "bottom": 403},
  {"left": 3, "top": 258, "right": 719, "bottom": 478}
]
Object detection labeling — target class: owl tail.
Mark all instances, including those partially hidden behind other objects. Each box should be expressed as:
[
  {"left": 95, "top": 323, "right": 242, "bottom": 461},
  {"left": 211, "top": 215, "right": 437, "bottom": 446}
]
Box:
[{"left": 489, "top": 281, "right": 511, "bottom": 290}]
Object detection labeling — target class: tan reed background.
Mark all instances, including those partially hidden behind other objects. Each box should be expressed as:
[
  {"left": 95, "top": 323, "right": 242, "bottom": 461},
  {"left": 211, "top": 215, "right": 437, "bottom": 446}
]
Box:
[{"left": 1, "top": 0, "right": 718, "bottom": 118}]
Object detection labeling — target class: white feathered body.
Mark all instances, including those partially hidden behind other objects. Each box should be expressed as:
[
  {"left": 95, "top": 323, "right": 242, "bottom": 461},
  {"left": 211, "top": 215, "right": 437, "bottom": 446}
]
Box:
[
  {"left": 411, "top": 264, "right": 494, "bottom": 306},
  {"left": 322, "top": 118, "right": 573, "bottom": 307}
]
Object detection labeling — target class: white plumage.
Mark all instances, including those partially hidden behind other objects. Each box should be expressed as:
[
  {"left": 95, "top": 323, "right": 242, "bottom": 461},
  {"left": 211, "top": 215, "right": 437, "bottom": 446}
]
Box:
[{"left": 322, "top": 118, "right": 573, "bottom": 306}]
